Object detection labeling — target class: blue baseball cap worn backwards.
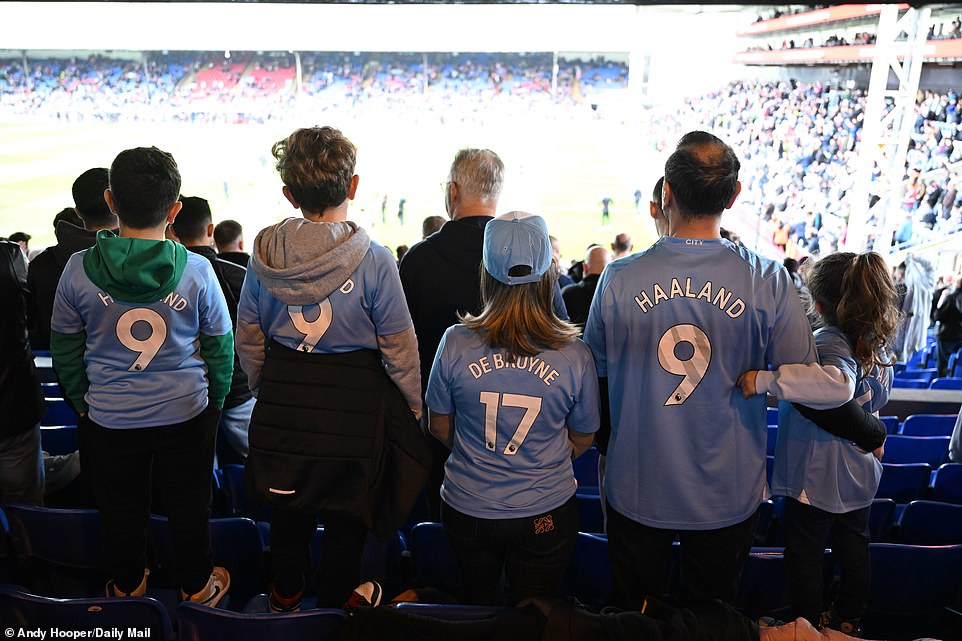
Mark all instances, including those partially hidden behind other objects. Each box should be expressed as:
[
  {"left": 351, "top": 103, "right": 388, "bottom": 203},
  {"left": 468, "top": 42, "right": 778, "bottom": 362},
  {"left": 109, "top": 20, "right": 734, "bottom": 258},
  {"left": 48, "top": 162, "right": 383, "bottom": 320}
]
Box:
[{"left": 483, "top": 211, "right": 552, "bottom": 286}]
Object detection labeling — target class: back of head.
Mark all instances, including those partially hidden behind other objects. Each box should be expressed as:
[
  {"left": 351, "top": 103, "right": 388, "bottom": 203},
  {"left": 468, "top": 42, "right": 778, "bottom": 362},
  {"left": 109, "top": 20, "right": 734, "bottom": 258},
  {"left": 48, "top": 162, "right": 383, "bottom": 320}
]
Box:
[
  {"left": 664, "top": 131, "right": 741, "bottom": 218},
  {"left": 53, "top": 207, "right": 82, "bottom": 229},
  {"left": 172, "top": 196, "right": 212, "bottom": 245},
  {"left": 422, "top": 215, "right": 445, "bottom": 238},
  {"left": 108, "top": 148, "right": 181, "bottom": 229},
  {"left": 783, "top": 258, "right": 799, "bottom": 274},
  {"left": 806, "top": 251, "right": 899, "bottom": 370},
  {"left": 273, "top": 126, "right": 356, "bottom": 214},
  {"left": 585, "top": 245, "right": 611, "bottom": 276},
  {"left": 612, "top": 232, "right": 632, "bottom": 253},
  {"left": 213, "top": 219, "right": 243, "bottom": 250},
  {"left": 652, "top": 176, "right": 664, "bottom": 210},
  {"left": 72, "top": 167, "right": 112, "bottom": 227},
  {"left": 449, "top": 148, "right": 504, "bottom": 204},
  {"left": 463, "top": 211, "right": 577, "bottom": 358}
]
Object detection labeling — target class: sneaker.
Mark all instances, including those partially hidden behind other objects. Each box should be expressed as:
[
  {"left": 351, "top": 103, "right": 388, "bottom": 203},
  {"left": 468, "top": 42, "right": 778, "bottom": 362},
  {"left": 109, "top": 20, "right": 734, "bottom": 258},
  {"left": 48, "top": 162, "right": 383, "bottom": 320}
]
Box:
[
  {"left": 105, "top": 569, "right": 149, "bottom": 598},
  {"left": 344, "top": 581, "right": 382, "bottom": 610},
  {"left": 269, "top": 587, "right": 304, "bottom": 613},
  {"left": 182, "top": 566, "right": 230, "bottom": 608}
]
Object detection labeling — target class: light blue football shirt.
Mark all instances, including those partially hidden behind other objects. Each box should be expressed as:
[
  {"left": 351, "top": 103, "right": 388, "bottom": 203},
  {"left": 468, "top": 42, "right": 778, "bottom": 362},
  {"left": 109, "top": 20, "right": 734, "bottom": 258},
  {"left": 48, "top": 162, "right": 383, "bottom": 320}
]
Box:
[
  {"left": 426, "top": 324, "right": 600, "bottom": 519},
  {"left": 772, "top": 327, "right": 890, "bottom": 513},
  {"left": 237, "top": 242, "right": 411, "bottom": 357},
  {"left": 583, "top": 237, "right": 816, "bottom": 530},
  {"left": 51, "top": 252, "right": 232, "bottom": 429}
]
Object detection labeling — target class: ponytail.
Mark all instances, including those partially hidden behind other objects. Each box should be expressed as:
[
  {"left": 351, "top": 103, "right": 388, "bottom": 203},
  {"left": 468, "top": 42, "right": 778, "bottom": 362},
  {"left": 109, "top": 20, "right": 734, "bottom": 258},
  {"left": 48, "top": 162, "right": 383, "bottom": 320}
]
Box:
[{"left": 806, "top": 252, "right": 900, "bottom": 370}]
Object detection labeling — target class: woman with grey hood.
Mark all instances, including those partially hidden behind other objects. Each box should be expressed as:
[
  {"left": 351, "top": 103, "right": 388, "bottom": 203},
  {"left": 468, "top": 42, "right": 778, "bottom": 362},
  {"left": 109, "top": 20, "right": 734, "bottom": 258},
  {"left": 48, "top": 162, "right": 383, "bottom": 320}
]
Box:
[{"left": 236, "top": 126, "right": 422, "bottom": 612}]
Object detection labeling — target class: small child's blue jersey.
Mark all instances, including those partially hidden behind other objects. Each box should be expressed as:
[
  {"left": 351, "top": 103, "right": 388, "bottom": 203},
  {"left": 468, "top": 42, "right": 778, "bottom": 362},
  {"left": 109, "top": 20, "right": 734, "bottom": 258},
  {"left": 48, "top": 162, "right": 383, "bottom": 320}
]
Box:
[
  {"left": 426, "top": 325, "right": 600, "bottom": 519},
  {"left": 238, "top": 242, "right": 411, "bottom": 356},
  {"left": 51, "top": 252, "right": 232, "bottom": 429},
  {"left": 772, "top": 327, "right": 890, "bottom": 513},
  {"left": 583, "top": 237, "right": 816, "bottom": 530}
]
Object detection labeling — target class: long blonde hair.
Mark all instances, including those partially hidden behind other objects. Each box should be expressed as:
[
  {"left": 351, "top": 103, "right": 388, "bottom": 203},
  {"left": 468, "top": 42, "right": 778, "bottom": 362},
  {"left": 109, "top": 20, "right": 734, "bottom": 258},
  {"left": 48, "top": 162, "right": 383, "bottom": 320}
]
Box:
[{"left": 461, "top": 267, "right": 579, "bottom": 359}]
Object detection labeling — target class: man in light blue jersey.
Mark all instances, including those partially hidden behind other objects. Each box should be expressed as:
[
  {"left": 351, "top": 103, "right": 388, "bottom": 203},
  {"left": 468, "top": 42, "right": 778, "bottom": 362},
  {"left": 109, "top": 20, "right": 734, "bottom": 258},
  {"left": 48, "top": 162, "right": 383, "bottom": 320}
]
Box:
[
  {"left": 583, "top": 131, "right": 817, "bottom": 608},
  {"left": 51, "top": 147, "right": 234, "bottom": 607}
]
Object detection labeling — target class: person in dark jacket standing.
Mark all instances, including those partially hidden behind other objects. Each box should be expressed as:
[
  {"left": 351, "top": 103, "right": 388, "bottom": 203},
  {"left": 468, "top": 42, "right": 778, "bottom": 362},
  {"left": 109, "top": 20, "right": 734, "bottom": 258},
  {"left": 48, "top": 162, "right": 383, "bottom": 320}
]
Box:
[
  {"left": 28, "top": 168, "right": 117, "bottom": 350},
  {"left": 936, "top": 275, "right": 962, "bottom": 376},
  {"left": 562, "top": 245, "right": 610, "bottom": 328},
  {"left": 213, "top": 219, "right": 250, "bottom": 268},
  {"left": 172, "top": 196, "right": 253, "bottom": 463},
  {"left": 237, "top": 126, "right": 421, "bottom": 612},
  {"left": 0, "top": 240, "right": 45, "bottom": 504}
]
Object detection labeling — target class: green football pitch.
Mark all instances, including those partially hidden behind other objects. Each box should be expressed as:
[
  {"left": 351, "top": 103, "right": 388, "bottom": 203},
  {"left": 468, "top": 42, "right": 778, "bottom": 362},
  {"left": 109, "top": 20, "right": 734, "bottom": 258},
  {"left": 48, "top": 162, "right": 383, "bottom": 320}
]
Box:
[{"left": 0, "top": 116, "right": 660, "bottom": 263}]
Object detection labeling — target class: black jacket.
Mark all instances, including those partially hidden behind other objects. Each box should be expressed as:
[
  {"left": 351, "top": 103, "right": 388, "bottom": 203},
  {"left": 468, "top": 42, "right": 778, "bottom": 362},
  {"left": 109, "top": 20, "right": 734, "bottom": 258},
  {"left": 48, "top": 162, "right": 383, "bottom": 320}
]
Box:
[
  {"left": 1, "top": 242, "right": 44, "bottom": 438},
  {"left": 27, "top": 221, "right": 104, "bottom": 350},
  {"left": 186, "top": 245, "right": 252, "bottom": 408},
  {"left": 399, "top": 217, "right": 492, "bottom": 390},
  {"left": 936, "top": 288, "right": 962, "bottom": 342},
  {"left": 562, "top": 274, "right": 601, "bottom": 328},
  {"left": 217, "top": 251, "right": 250, "bottom": 268}
]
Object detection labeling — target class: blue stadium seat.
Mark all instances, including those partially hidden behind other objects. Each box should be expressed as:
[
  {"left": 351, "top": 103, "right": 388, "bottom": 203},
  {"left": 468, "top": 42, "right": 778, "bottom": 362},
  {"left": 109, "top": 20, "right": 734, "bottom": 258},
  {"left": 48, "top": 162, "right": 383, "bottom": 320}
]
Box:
[
  {"left": 40, "top": 382, "right": 61, "bottom": 398},
  {"left": 576, "top": 493, "right": 605, "bottom": 534},
  {"left": 895, "top": 368, "right": 938, "bottom": 385},
  {"left": 893, "top": 379, "right": 929, "bottom": 389},
  {"left": 883, "top": 435, "right": 950, "bottom": 467},
  {"left": 929, "top": 378, "right": 962, "bottom": 390},
  {"left": 40, "top": 399, "right": 77, "bottom": 426},
  {"left": 767, "top": 407, "right": 778, "bottom": 425},
  {"left": 410, "top": 522, "right": 460, "bottom": 595},
  {"left": 562, "top": 532, "right": 611, "bottom": 607},
  {"left": 0, "top": 585, "right": 173, "bottom": 640},
  {"left": 40, "top": 425, "right": 78, "bottom": 455},
  {"left": 767, "top": 426, "right": 778, "bottom": 457},
  {"left": 900, "top": 414, "right": 958, "bottom": 436},
  {"left": 876, "top": 463, "right": 932, "bottom": 503},
  {"left": 868, "top": 498, "right": 896, "bottom": 542},
  {"left": 572, "top": 447, "right": 600, "bottom": 493},
  {"left": 933, "top": 464, "right": 962, "bottom": 504},
  {"left": 892, "top": 362, "right": 907, "bottom": 375},
  {"left": 394, "top": 603, "right": 507, "bottom": 620},
  {"left": 734, "top": 547, "right": 795, "bottom": 619},
  {"left": 862, "top": 543, "right": 962, "bottom": 639},
  {"left": 3, "top": 504, "right": 104, "bottom": 596},
  {"left": 148, "top": 516, "right": 266, "bottom": 607},
  {"left": 177, "top": 601, "right": 345, "bottom": 641},
  {"left": 898, "top": 501, "right": 962, "bottom": 545},
  {"left": 880, "top": 416, "right": 901, "bottom": 434}
]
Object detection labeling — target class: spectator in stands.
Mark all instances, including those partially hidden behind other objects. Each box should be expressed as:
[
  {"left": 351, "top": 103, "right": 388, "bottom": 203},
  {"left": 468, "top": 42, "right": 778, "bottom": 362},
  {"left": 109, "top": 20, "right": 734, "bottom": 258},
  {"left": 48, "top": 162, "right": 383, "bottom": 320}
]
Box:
[
  {"left": 28, "top": 168, "right": 117, "bottom": 350},
  {"left": 583, "top": 131, "right": 818, "bottom": 608},
  {"left": 935, "top": 274, "right": 962, "bottom": 376},
  {"left": 563, "top": 245, "right": 610, "bottom": 328},
  {"left": 550, "top": 235, "right": 575, "bottom": 289},
  {"left": 396, "top": 244, "right": 409, "bottom": 264},
  {"left": 426, "top": 211, "right": 598, "bottom": 605},
  {"left": 399, "top": 148, "right": 505, "bottom": 519},
  {"left": 0, "top": 240, "right": 45, "bottom": 505},
  {"left": 610, "top": 232, "right": 632, "bottom": 259},
  {"left": 421, "top": 215, "right": 445, "bottom": 239},
  {"left": 8, "top": 231, "right": 31, "bottom": 259},
  {"left": 50, "top": 147, "right": 233, "bottom": 605},
  {"left": 739, "top": 252, "right": 896, "bottom": 635},
  {"left": 171, "top": 196, "right": 253, "bottom": 463},
  {"left": 237, "top": 126, "right": 422, "bottom": 612},
  {"left": 213, "top": 219, "right": 249, "bottom": 267},
  {"left": 53, "top": 207, "right": 82, "bottom": 229}
]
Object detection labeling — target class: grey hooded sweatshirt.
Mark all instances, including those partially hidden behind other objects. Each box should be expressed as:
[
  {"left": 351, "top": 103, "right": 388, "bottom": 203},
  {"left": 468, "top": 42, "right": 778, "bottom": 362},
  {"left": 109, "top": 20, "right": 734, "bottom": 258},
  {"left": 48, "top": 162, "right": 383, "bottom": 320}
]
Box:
[{"left": 236, "top": 217, "right": 422, "bottom": 418}]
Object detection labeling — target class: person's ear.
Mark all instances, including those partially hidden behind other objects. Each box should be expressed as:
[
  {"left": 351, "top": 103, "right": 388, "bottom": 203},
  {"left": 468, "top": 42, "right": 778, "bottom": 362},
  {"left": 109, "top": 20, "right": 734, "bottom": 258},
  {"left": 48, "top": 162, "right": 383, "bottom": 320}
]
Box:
[
  {"left": 348, "top": 175, "right": 359, "bottom": 200},
  {"left": 104, "top": 189, "right": 117, "bottom": 214},
  {"left": 662, "top": 181, "right": 673, "bottom": 211},
  {"left": 282, "top": 186, "right": 299, "bottom": 209},
  {"left": 166, "top": 200, "right": 183, "bottom": 225},
  {"left": 649, "top": 201, "right": 659, "bottom": 221},
  {"left": 238, "top": 238, "right": 244, "bottom": 251},
  {"left": 206, "top": 222, "right": 215, "bottom": 239},
  {"left": 726, "top": 181, "right": 742, "bottom": 209}
]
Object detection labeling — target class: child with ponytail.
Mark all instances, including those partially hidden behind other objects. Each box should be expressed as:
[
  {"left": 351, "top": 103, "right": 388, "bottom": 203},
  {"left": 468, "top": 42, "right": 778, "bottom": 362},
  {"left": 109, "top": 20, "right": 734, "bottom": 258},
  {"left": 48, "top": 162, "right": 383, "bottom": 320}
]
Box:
[{"left": 737, "top": 252, "right": 900, "bottom": 635}]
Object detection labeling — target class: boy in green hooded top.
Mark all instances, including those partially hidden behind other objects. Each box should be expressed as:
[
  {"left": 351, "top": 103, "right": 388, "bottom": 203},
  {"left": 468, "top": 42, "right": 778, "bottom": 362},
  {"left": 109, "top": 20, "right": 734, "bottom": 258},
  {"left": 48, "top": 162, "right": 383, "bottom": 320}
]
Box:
[{"left": 50, "top": 147, "right": 233, "bottom": 607}]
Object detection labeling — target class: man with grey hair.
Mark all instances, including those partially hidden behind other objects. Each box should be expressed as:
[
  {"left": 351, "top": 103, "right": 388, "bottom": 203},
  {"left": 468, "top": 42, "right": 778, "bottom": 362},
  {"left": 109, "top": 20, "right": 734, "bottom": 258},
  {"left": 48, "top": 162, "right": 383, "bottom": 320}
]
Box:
[{"left": 400, "top": 148, "right": 567, "bottom": 517}]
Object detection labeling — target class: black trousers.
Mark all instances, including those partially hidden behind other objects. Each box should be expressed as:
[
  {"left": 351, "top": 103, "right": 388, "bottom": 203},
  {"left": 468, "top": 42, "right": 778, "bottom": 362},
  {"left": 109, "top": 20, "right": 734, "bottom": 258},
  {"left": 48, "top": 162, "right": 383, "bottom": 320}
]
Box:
[
  {"left": 783, "top": 498, "right": 871, "bottom": 625},
  {"left": 271, "top": 507, "right": 367, "bottom": 607},
  {"left": 938, "top": 337, "right": 962, "bottom": 376},
  {"left": 441, "top": 496, "right": 578, "bottom": 606},
  {"left": 78, "top": 405, "right": 218, "bottom": 594},
  {"left": 606, "top": 505, "right": 759, "bottom": 610}
]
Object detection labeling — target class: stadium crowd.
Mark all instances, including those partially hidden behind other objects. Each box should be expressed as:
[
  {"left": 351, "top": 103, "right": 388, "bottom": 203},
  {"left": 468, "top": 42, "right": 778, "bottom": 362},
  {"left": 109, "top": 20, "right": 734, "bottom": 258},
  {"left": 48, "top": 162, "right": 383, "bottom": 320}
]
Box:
[{"left": 2, "top": 120, "right": 961, "bottom": 640}]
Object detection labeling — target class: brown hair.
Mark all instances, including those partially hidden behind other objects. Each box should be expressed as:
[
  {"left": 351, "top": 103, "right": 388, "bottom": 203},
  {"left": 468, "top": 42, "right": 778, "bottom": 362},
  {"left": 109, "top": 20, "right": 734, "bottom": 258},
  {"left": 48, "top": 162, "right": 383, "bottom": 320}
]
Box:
[
  {"left": 272, "top": 126, "right": 356, "bottom": 214},
  {"left": 461, "top": 267, "right": 579, "bottom": 359},
  {"left": 806, "top": 252, "right": 900, "bottom": 370}
]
